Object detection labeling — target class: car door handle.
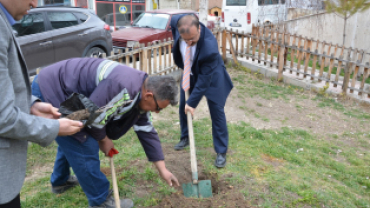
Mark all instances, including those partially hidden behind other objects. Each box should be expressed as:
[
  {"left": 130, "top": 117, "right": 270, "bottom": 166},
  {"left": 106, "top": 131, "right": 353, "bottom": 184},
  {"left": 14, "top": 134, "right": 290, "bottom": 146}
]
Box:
[
  {"left": 78, "top": 33, "right": 88, "bottom": 36},
  {"left": 39, "top": 41, "right": 52, "bottom": 46}
]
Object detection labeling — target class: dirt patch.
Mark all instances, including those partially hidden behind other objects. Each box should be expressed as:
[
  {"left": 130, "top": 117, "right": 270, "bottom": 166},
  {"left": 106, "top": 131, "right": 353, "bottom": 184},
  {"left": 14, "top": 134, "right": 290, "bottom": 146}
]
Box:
[
  {"left": 25, "top": 165, "right": 52, "bottom": 183},
  {"left": 154, "top": 68, "right": 369, "bottom": 137},
  {"left": 122, "top": 143, "right": 253, "bottom": 208},
  {"left": 147, "top": 67, "right": 370, "bottom": 207}
]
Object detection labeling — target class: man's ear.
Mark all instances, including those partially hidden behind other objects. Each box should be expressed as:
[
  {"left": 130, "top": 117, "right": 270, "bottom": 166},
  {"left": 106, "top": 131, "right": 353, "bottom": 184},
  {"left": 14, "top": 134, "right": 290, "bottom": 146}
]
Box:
[{"left": 143, "top": 91, "right": 153, "bottom": 100}]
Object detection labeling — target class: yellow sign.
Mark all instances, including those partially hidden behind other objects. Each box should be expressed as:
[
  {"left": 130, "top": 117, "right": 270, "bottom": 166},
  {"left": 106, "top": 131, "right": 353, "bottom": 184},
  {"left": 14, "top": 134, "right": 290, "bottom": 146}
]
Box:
[
  {"left": 119, "top": 5, "right": 127, "bottom": 14},
  {"left": 152, "top": 0, "right": 157, "bottom": 9}
]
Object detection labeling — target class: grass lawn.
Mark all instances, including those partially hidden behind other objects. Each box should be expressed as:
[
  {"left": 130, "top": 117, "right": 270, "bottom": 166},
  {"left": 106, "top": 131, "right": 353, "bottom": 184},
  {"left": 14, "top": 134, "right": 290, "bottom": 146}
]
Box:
[{"left": 21, "top": 65, "right": 370, "bottom": 208}]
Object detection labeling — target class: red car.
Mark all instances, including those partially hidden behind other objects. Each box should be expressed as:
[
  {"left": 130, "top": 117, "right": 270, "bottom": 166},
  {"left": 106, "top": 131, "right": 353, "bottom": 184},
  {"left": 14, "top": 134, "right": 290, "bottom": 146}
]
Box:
[{"left": 111, "top": 9, "right": 213, "bottom": 54}]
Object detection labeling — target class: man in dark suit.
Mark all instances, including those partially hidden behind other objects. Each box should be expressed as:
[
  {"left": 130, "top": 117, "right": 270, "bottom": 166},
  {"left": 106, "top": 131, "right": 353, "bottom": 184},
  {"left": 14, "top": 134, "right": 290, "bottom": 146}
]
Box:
[{"left": 171, "top": 14, "right": 233, "bottom": 168}]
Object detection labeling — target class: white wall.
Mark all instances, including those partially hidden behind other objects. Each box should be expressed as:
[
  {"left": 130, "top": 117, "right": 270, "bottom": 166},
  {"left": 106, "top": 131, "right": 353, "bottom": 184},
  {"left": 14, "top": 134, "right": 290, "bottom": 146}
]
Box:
[
  {"left": 284, "top": 10, "right": 370, "bottom": 52},
  {"left": 159, "top": 0, "right": 179, "bottom": 9}
]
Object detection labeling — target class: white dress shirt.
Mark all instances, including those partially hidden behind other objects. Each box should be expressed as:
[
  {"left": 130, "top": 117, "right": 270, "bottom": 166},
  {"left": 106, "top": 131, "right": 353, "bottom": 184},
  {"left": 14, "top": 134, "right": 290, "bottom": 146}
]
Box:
[{"left": 180, "top": 39, "right": 197, "bottom": 75}]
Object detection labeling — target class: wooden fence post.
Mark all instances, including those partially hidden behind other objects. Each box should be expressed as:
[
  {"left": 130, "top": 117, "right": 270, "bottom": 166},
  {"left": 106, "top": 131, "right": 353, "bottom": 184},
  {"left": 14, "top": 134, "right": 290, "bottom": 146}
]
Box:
[
  {"left": 318, "top": 51, "right": 326, "bottom": 82},
  {"left": 258, "top": 26, "right": 263, "bottom": 64},
  {"left": 142, "top": 44, "right": 148, "bottom": 74},
  {"left": 296, "top": 46, "right": 303, "bottom": 76},
  {"left": 358, "top": 62, "right": 370, "bottom": 96},
  {"left": 269, "top": 28, "right": 274, "bottom": 67},
  {"left": 227, "top": 33, "right": 238, "bottom": 64},
  {"left": 326, "top": 53, "right": 335, "bottom": 84},
  {"left": 334, "top": 46, "right": 345, "bottom": 87},
  {"left": 302, "top": 37, "right": 308, "bottom": 63},
  {"left": 159, "top": 40, "right": 163, "bottom": 71},
  {"left": 164, "top": 39, "right": 168, "bottom": 70},
  {"left": 342, "top": 47, "right": 352, "bottom": 94},
  {"left": 326, "top": 42, "right": 332, "bottom": 66},
  {"left": 217, "top": 28, "right": 222, "bottom": 53},
  {"left": 235, "top": 29, "right": 239, "bottom": 57},
  {"left": 277, "top": 41, "right": 285, "bottom": 81},
  {"left": 147, "top": 42, "right": 152, "bottom": 74},
  {"left": 222, "top": 29, "right": 227, "bottom": 62},
  {"left": 246, "top": 31, "right": 250, "bottom": 60},
  {"left": 118, "top": 49, "right": 123, "bottom": 63},
  {"left": 125, "top": 52, "right": 130, "bottom": 66},
  {"left": 252, "top": 25, "right": 257, "bottom": 61},
  {"left": 296, "top": 35, "right": 302, "bottom": 58},
  {"left": 350, "top": 51, "right": 363, "bottom": 93},
  {"left": 264, "top": 27, "right": 269, "bottom": 65},
  {"left": 168, "top": 38, "right": 172, "bottom": 67},
  {"left": 311, "top": 49, "right": 318, "bottom": 80},
  {"left": 284, "top": 33, "right": 290, "bottom": 68},
  {"left": 303, "top": 46, "right": 311, "bottom": 78},
  {"left": 139, "top": 43, "right": 145, "bottom": 71},
  {"left": 290, "top": 34, "right": 297, "bottom": 74}
]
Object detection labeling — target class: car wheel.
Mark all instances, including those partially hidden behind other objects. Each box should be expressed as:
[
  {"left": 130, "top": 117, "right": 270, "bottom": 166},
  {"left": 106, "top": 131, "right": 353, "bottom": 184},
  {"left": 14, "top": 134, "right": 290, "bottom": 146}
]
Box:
[{"left": 85, "top": 47, "right": 105, "bottom": 58}]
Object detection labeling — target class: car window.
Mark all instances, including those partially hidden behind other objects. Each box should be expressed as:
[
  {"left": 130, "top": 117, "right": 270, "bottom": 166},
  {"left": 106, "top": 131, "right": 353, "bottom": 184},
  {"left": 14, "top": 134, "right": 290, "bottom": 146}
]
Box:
[
  {"left": 132, "top": 13, "right": 170, "bottom": 30},
  {"left": 12, "top": 13, "right": 45, "bottom": 37},
  {"left": 74, "top": 12, "right": 89, "bottom": 22},
  {"left": 115, "top": 13, "right": 131, "bottom": 27},
  {"left": 47, "top": 12, "right": 79, "bottom": 29}
]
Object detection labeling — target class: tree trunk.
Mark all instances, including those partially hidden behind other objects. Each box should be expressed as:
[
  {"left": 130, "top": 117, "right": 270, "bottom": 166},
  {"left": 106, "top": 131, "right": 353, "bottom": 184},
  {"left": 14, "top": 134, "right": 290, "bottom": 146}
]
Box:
[
  {"left": 342, "top": 17, "right": 347, "bottom": 46},
  {"left": 199, "top": 0, "right": 208, "bottom": 25}
]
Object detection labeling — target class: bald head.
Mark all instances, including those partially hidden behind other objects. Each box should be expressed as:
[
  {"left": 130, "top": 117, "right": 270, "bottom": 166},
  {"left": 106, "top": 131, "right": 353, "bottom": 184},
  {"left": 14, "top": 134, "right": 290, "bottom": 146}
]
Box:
[
  {"left": 177, "top": 14, "right": 199, "bottom": 34},
  {"left": 176, "top": 14, "right": 201, "bottom": 46}
]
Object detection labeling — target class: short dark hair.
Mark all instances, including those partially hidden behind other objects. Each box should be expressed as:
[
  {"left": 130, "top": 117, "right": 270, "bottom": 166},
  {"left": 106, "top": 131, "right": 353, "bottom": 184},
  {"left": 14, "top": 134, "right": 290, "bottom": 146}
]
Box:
[
  {"left": 146, "top": 75, "right": 178, "bottom": 106},
  {"left": 177, "top": 14, "right": 199, "bottom": 34}
]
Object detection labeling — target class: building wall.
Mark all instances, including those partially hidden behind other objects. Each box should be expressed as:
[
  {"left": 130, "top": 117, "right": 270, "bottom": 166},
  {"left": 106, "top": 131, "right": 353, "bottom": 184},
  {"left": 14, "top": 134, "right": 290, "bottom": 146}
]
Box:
[
  {"left": 158, "top": 0, "right": 179, "bottom": 9},
  {"left": 284, "top": 10, "right": 370, "bottom": 51},
  {"left": 179, "top": 0, "right": 193, "bottom": 9},
  {"left": 286, "top": 8, "right": 322, "bottom": 20}
]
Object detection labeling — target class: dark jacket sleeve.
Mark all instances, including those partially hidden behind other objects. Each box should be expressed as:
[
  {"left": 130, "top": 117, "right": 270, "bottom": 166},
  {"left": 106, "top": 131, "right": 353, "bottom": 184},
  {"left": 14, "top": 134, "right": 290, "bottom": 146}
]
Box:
[
  {"left": 186, "top": 51, "right": 218, "bottom": 108},
  {"left": 134, "top": 112, "right": 164, "bottom": 161}
]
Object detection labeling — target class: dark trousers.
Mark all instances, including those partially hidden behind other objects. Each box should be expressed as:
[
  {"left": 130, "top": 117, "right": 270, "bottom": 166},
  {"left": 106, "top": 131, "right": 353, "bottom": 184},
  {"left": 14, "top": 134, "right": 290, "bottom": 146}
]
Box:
[
  {"left": 179, "top": 80, "right": 229, "bottom": 154},
  {"left": 0, "top": 194, "right": 21, "bottom": 208}
]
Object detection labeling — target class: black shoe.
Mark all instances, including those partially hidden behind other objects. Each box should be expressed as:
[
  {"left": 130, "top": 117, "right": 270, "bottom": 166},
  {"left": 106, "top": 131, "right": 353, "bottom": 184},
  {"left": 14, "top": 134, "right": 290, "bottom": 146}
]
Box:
[
  {"left": 51, "top": 175, "right": 79, "bottom": 194},
  {"left": 214, "top": 153, "right": 227, "bottom": 168},
  {"left": 174, "top": 138, "right": 189, "bottom": 150}
]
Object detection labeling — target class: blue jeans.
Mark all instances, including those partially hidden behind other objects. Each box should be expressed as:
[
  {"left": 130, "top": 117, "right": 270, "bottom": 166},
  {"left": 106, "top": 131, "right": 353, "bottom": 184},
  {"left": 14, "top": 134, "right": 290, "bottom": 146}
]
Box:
[
  {"left": 31, "top": 75, "right": 45, "bottom": 102},
  {"left": 31, "top": 75, "right": 110, "bottom": 206},
  {"left": 52, "top": 135, "right": 110, "bottom": 206}
]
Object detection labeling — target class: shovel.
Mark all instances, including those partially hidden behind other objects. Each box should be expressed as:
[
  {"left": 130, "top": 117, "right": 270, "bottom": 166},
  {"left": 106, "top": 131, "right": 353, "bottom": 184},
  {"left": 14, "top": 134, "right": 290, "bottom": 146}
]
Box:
[
  {"left": 182, "top": 91, "right": 213, "bottom": 198},
  {"left": 108, "top": 148, "right": 121, "bottom": 208}
]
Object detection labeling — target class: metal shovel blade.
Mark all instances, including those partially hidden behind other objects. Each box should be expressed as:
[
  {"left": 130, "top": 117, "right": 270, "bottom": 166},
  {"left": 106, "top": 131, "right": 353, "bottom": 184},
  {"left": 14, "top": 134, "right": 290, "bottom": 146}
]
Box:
[{"left": 182, "top": 180, "right": 212, "bottom": 198}]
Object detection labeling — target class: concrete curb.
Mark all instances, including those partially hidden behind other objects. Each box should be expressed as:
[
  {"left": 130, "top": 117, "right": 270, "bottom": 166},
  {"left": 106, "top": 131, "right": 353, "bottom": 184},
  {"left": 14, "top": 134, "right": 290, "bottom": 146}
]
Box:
[{"left": 226, "top": 54, "right": 370, "bottom": 105}]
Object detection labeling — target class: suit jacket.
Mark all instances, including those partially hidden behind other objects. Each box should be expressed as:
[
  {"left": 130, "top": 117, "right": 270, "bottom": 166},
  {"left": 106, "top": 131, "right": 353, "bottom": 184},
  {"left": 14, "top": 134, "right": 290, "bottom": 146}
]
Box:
[
  {"left": 171, "top": 15, "right": 233, "bottom": 108},
  {"left": 0, "top": 10, "right": 59, "bottom": 204}
]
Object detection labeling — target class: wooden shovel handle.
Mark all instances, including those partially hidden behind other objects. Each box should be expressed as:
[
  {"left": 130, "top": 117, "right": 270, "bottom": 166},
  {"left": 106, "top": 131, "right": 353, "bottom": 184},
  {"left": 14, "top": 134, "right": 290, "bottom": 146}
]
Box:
[
  {"left": 110, "top": 157, "right": 121, "bottom": 208},
  {"left": 185, "top": 91, "right": 198, "bottom": 184}
]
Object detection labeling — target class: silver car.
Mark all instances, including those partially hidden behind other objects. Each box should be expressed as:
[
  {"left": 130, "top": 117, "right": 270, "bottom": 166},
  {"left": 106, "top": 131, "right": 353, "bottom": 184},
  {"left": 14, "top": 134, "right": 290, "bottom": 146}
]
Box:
[{"left": 12, "top": 6, "right": 113, "bottom": 75}]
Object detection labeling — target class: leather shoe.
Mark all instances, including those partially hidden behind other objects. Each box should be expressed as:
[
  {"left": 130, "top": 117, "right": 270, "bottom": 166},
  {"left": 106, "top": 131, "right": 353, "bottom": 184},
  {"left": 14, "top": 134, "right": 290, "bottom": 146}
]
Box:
[
  {"left": 174, "top": 138, "right": 189, "bottom": 150},
  {"left": 51, "top": 175, "right": 79, "bottom": 194},
  {"left": 214, "top": 153, "right": 227, "bottom": 168}
]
